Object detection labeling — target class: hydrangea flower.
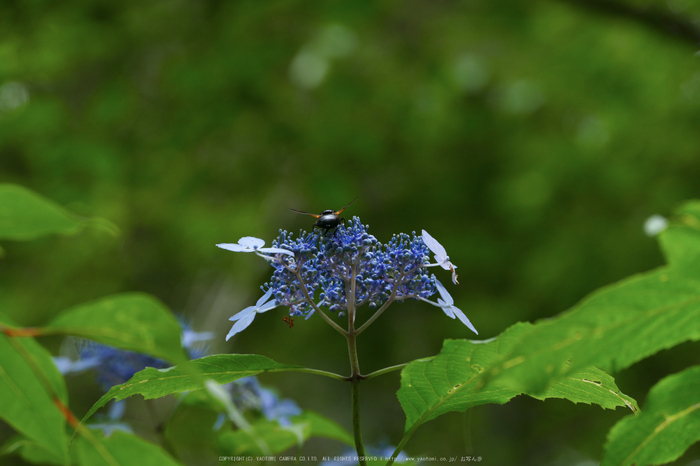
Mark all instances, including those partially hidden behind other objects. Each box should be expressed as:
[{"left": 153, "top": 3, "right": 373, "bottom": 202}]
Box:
[
  {"left": 56, "top": 321, "right": 213, "bottom": 391},
  {"left": 217, "top": 237, "right": 294, "bottom": 257},
  {"left": 431, "top": 278, "right": 478, "bottom": 335},
  {"left": 217, "top": 217, "right": 476, "bottom": 336},
  {"left": 228, "top": 377, "right": 302, "bottom": 427},
  {"left": 226, "top": 288, "right": 279, "bottom": 340}
]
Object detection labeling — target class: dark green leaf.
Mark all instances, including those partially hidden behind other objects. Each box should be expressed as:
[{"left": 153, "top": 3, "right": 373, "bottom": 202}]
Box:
[
  {"left": 602, "top": 365, "right": 700, "bottom": 466},
  {"left": 0, "top": 315, "right": 69, "bottom": 464}
]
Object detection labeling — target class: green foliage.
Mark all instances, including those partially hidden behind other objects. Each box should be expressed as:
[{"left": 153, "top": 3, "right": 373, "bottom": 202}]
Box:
[
  {"left": 218, "top": 411, "right": 353, "bottom": 455},
  {"left": 43, "top": 293, "right": 188, "bottom": 364},
  {"left": 602, "top": 365, "right": 700, "bottom": 466},
  {"left": 72, "top": 431, "right": 182, "bottom": 466},
  {"left": 475, "top": 202, "right": 700, "bottom": 396},
  {"left": 0, "top": 184, "right": 83, "bottom": 240},
  {"left": 0, "top": 316, "right": 69, "bottom": 465},
  {"left": 81, "top": 354, "right": 305, "bottom": 423},
  {"left": 398, "top": 323, "right": 636, "bottom": 436}
]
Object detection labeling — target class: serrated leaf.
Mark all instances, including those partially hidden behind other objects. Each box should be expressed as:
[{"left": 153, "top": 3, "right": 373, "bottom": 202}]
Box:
[
  {"left": 42, "top": 293, "right": 188, "bottom": 364},
  {"left": 602, "top": 365, "right": 700, "bottom": 466},
  {"left": 0, "top": 184, "right": 83, "bottom": 240},
  {"left": 81, "top": 354, "right": 304, "bottom": 423},
  {"left": 0, "top": 316, "right": 69, "bottom": 464},
  {"left": 481, "top": 266, "right": 700, "bottom": 394},
  {"left": 533, "top": 366, "right": 638, "bottom": 411},
  {"left": 397, "top": 323, "right": 635, "bottom": 435},
  {"left": 73, "top": 430, "right": 182, "bottom": 466}
]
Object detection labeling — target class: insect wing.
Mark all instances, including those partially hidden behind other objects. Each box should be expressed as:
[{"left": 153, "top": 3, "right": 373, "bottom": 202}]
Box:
[
  {"left": 334, "top": 197, "right": 359, "bottom": 215},
  {"left": 289, "top": 208, "right": 321, "bottom": 218}
]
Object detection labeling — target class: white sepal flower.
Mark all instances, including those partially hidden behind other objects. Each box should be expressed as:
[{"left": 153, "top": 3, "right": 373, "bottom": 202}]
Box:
[
  {"left": 434, "top": 279, "right": 478, "bottom": 335},
  {"left": 421, "top": 229, "right": 459, "bottom": 284},
  {"left": 226, "top": 288, "right": 279, "bottom": 340},
  {"left": 217, "top": 236, "right": 294, "bottom": 256}
]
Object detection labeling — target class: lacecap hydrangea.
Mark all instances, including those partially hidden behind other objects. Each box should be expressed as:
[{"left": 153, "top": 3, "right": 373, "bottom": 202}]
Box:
[{"left": 217, "top": 217, "right": 476, "bottom": 339}]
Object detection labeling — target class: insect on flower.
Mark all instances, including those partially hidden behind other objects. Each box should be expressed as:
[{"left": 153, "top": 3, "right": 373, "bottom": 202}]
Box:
[
  {"left": 282, "top": 316, "right": 294, "bottom": 328},
  {"left": 290, "top": 198, "right": 359, "bottom": 235}
]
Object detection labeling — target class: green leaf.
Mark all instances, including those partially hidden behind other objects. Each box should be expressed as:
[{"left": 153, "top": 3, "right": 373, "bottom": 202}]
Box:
[
  {"left": 659, "top": 200, "right": 700, "bottom": 275},
  {"left": 0, "top": 435, "right": 65, "bottom": 465},
  {"left": 163, "top": 393, "right": 223, "bottom": 463},
  {"left": 0, "top": 315, "right": 69, "bottom": 464},
  {"left": 397, "top": 323, "right": 635, "bottom": 436},
  {"left": 0, "top": 184, "right": 83, "bottom": 240},
  {"left": 533, "top": 366, "right": 638, "bottom": 412},
  {"left": 602, "top": 365, "right": 700, "bottom": 466},
  {"left": 73, "top": 430, "right": 182, "bottom": 466},
  {"left": 218, "top": 417, "right": 309, "bottom": 455},
  {"left": 82, "top": 354, "right": 305, "bottom": 423},
  {"left": 296, "top": 410, "right": 354, "bottom": 446},
  {"left": 42, "top": 293, "right": 188, "bottom": 364},
  {"left": 218, "top": 411, "right": 353, "bottom": 456},
  {"left": 481, "top": 266, "right": 700, "bottom": 394}
]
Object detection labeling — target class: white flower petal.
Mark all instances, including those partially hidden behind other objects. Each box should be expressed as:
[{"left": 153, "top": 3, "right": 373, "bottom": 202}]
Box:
[
  {"left": 422, "top": 230, "right": 448, "bottom": 262},
  {"left": 258, "top": 247, "right": 295, "bottom": 257},
  {"left": 229, "top": 306, "right": 256, "bottom": 322},
  {"left": 216, "top": 243, "right": 251, "bottom": 252},
  {"left": 255, "top": 288, "right": 274, "bottom": 307},
  {"left": 226, "top": 312, "right": 257, "bottom": 340},
  {"left": 238, "top": 236, "right": 266, "bottom": 249},
  {"left": 434, "top": 278, "right": 454, "bottom": 305},
  {"left": 182, "top": 330, "right": 214, "bottom": 348},
  {"left": 438, "top": 298, "right": 456, "bottom": 319},
  {"left": 257, "top": 299, "right": 278, "bottom": 313},
  {"left": 451, "top": 306, "right": 478, "bottom": 335}
]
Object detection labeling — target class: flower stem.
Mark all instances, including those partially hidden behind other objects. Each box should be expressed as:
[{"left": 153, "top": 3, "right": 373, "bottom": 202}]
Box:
[{"left": 346, "top": 259, "right": 368, "bottom": 466}]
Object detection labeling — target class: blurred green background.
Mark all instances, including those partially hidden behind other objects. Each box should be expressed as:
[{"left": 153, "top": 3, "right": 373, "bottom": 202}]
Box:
[{"left": 2, "top": 0, "right": 700, "bottom": 464}]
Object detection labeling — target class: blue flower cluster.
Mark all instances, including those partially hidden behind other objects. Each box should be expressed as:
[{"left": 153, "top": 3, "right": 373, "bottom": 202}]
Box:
[
  {"left": 55, "top": 322, "right": 213, "bottom": 391},
  {"left": 228, "top": 377, "right": 302, "bottom": 427},
  {"left": 217, "top": 217, "right": 477, "bottom": 339}
]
